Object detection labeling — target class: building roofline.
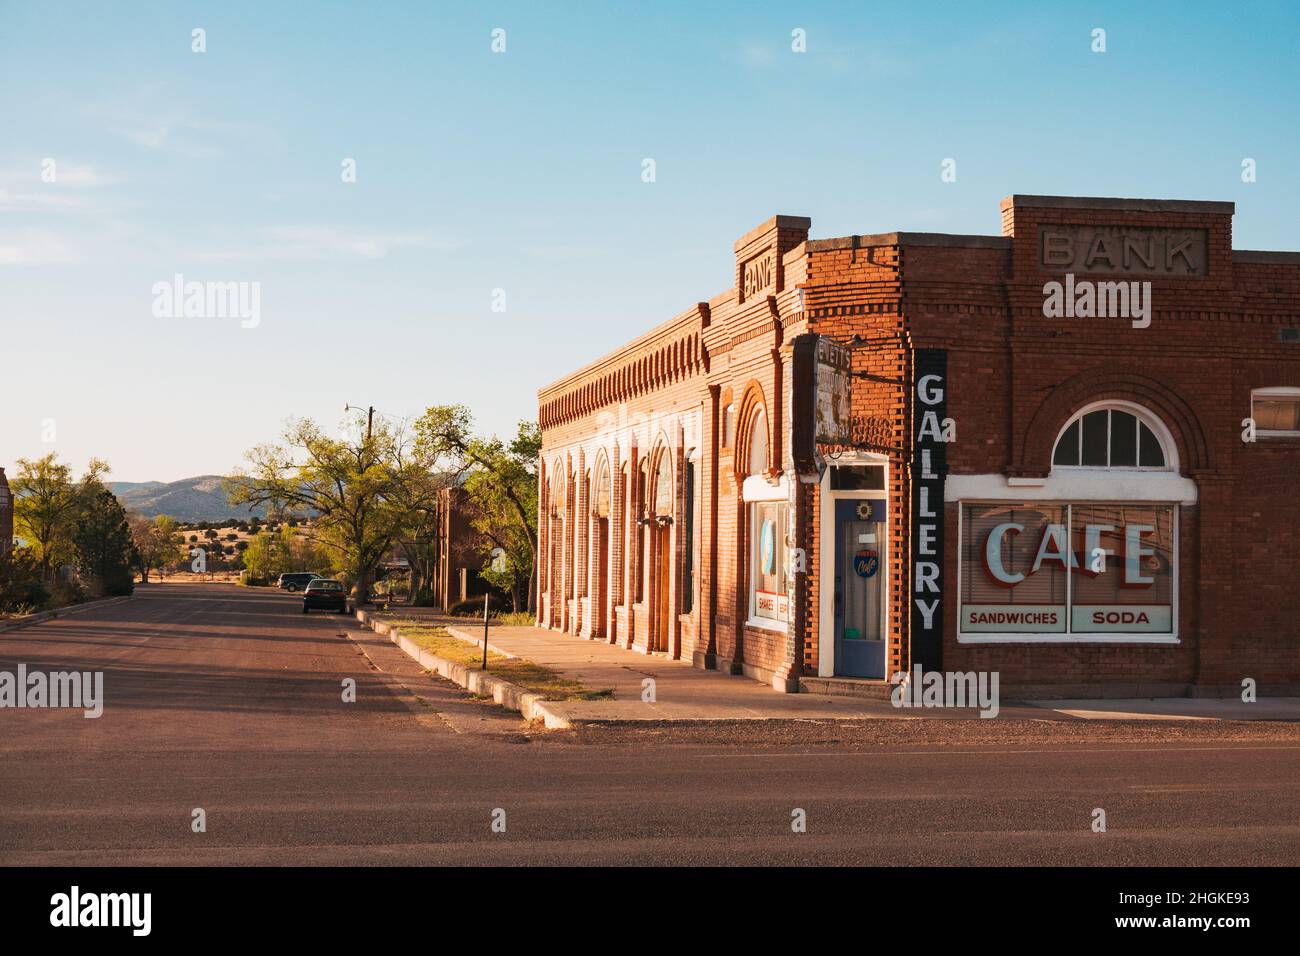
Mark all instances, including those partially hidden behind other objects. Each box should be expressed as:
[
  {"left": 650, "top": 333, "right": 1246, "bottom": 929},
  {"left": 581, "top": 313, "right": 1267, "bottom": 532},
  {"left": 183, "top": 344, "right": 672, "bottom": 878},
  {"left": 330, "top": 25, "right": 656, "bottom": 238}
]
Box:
[
  {"left": 537, "top": 305, "right": 706, "bottom": 399},
  {"left": 1234, "top": 249, "right": 1300, "bottom": 265},
  {"left": 732, "top": 215, "right": 812, "bottom": 251},
  {"left": 807, "top": 232, "right": 1011, "bottom": 252},
  {"left": 1001, "top": 194, "right": 1235, "bottom": 214}
]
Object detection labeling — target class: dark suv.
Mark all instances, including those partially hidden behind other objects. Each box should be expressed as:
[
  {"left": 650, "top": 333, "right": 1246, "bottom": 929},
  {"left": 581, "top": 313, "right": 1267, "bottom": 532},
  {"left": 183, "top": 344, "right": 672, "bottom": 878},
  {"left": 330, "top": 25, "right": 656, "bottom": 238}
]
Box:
[
  {"left": 302, "top": 579, "right": 349, "bottom": 614},
  {"left": 277, "top": 572, "right": 319, "bottom": 592}
]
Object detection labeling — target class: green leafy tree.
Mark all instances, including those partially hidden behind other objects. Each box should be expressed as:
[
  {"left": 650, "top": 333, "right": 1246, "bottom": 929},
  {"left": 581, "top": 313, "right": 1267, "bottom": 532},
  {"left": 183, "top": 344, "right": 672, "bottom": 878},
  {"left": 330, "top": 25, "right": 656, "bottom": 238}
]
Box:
[
  {"left": 11, "top": 454, "right": 108, "bottom": 582},
  {"left": 227, "top": 416, "right": 408, "bottom": 600},
  {"left": 415, "top": 407, "right": 539, "bottom": 612},
  {"left": 240, "top": 531, "right": 281, "bottom": 581},
  {"left": 131, "top": 513, "right": 184, "bottom": 582},
  {"left": 73, "top": 484, "right": 137, "bottom": 597}
]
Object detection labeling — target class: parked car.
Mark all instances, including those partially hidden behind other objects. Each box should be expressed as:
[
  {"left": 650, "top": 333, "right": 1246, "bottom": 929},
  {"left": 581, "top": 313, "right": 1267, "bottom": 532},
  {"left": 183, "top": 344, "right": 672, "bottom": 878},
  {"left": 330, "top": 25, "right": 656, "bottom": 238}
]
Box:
[
  {"left": 277, "top": 572, "right": 320, "bottom": 592},
  {"left": 302, "top": 579, "right": 349, "bottom": 614}
]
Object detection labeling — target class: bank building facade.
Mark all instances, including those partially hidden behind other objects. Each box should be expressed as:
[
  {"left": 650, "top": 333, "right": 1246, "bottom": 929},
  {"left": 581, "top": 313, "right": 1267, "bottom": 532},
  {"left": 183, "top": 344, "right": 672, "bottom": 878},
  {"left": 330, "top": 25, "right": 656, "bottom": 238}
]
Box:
[{"left": 536, "top": 195, "right": 1300, "bottom": 697}]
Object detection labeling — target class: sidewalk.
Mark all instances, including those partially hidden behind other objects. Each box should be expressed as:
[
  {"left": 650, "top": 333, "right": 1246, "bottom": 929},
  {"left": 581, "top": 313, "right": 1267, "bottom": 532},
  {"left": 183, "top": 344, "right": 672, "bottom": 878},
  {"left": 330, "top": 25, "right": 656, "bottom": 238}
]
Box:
[
  {"left": 361, "top": 607, "right": 1014, "bottom": 726},
  {"left": 357, "top": 607, "right": 1300, "bottom": 727}
]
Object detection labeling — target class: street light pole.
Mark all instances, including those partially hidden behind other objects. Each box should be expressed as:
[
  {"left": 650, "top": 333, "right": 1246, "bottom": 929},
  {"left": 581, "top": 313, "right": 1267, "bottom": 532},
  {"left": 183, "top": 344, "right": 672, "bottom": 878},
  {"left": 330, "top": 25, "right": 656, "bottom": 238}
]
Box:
[{"left": 343, "top": 403, "right": 375, "bottom": 440}]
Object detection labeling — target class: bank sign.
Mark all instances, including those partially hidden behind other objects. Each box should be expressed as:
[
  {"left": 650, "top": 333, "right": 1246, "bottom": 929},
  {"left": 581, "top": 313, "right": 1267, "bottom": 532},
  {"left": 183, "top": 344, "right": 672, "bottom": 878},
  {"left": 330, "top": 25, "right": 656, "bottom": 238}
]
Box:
[{"left": 911, "top": 350, "right": 950, "bottom": 669}]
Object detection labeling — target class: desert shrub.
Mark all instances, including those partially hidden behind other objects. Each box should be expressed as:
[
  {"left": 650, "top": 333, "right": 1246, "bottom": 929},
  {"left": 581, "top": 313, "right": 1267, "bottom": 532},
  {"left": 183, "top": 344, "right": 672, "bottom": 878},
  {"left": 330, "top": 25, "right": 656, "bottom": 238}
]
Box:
[
  {"left": 47, "top": 576, "right": 87, "bottom": 607},
  {"left": 447, "top": 593, "right": 511, "bottom": 617},
  {"left": 0, "top": 550, "right": 49, "bottom": 612}
]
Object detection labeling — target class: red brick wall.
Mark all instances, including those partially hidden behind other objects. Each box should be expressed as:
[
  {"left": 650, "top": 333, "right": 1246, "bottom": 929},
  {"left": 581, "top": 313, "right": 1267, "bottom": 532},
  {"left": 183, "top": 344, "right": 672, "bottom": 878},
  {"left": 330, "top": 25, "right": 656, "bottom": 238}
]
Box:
[{"left": 538, "top": 198, "right": 1300, "bottom": 695}]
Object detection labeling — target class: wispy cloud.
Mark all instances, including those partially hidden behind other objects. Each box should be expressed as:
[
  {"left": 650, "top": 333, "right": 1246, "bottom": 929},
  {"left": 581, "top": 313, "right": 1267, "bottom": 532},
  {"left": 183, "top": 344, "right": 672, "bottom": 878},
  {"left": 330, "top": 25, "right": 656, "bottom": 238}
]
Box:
[
  {"left": 102, "top": 101, "right": 272, "bottom": 159},
  {"left": 0, "top": 161, "right": 118, "bottom": 212},
  {"left": 0, "top": 229, "right": 79, "bottom": 265},
  {"left": 198, "top": 226, "right": 462, "bottom": 262}
]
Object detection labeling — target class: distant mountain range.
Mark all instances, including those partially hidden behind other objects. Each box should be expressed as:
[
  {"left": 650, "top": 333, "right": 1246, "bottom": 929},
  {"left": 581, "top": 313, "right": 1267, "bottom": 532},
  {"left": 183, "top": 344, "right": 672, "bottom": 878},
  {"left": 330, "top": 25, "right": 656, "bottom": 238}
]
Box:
[{"left": 108, "top": 475, "right": 269, "bottom": 522}]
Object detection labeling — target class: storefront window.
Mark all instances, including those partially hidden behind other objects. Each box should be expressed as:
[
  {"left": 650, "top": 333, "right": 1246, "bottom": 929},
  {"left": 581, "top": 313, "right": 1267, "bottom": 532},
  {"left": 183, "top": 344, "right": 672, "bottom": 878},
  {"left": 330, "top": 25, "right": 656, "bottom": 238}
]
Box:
[
  {"left": 960, "top": 502, "right": 1176, "bottom": 637},
  {"left": 961, "top": 503, "right": 1068, "bottom": 633},
  {"left": 682, "top": 458, "right": 695, "bottom": 614},
  {"left": 749, "top": 500, "right": 789, "bottom": 625}
]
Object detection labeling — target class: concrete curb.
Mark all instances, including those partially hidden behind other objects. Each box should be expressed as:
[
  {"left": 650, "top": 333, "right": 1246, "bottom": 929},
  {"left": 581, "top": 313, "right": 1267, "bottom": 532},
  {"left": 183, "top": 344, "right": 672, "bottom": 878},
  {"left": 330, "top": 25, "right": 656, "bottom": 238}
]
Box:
[
  {"left": 0, "top": 594, "right": 135, "bottom": 634},
  {"left": 352, "top": 608, "right": 573, "bottom": 729}
]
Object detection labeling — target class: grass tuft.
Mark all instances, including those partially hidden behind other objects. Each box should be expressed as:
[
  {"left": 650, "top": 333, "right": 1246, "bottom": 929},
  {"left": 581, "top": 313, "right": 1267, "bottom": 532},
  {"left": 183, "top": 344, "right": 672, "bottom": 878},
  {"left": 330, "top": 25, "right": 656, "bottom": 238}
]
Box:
[{"left": 384, "top": 620, "right": 613, "bottom": 702}]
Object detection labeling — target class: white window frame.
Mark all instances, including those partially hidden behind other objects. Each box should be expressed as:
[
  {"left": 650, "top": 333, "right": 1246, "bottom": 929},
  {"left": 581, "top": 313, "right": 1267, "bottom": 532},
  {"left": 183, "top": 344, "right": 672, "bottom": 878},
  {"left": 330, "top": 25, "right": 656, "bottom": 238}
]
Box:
[
  {"left": 816, "top": 455, "right": 890, "bottom": 677},
  {"left": 957, "top": 401, "right": 1183, "bottom": 644},
  {"left": 1051, "top": 400, "right": 1177, "bottom": 472},
  {"left": 1251, "top": 387, "right": 1300, "bottom": 437},
  {"left": 955, "top": 500, "right": 1179, "bottom": 644},
  {"left": 744, "top": 474, "right": 790, "bottom": 633}
]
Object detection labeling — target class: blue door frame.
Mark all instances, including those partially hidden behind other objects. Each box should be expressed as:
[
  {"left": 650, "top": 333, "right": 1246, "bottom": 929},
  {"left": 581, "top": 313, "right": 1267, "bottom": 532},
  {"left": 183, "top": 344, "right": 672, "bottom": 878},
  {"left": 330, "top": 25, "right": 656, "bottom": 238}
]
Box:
[{"left": 832, "top": 498, "right": 886, "bottom": 678}]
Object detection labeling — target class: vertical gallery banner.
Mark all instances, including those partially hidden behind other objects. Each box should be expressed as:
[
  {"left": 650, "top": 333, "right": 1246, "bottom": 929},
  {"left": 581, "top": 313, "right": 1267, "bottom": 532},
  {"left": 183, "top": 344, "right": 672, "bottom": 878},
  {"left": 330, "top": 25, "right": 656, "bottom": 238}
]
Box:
[{"left": 911, "top": 349, "right": 949, "bottom": 670}]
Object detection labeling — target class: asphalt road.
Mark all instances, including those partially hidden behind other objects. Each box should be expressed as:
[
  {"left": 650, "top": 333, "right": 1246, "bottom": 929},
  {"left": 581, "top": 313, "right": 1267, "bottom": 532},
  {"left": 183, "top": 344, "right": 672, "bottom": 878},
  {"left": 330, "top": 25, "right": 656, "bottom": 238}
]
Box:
[{"left": 1, "top": 582, "right": 1297, "bottom": 865}]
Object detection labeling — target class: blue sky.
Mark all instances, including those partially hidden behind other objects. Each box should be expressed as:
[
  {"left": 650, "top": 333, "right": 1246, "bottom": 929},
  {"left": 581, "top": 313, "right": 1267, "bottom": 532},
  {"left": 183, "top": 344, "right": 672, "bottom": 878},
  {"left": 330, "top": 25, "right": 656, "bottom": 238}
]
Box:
[{"left": 2, "top": 0, "right": 1298, "bottom": 482}]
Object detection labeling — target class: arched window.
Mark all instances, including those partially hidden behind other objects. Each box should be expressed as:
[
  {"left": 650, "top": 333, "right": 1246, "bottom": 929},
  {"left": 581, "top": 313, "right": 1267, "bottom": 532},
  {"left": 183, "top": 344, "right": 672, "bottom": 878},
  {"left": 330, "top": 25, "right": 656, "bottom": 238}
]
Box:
[
  {"left": 594, "top": 461, "right": 611, "bottom": 518},
  {"left": 653, "top": 450, "right": 672, "bottom": 516},
  {"left": 748, "top": 408, "right": 769, "bottom": 476},
  {"left": 636, "top": 460, "right": 648, "bottom": 603},
  {"left": 1052, "top": 403, "right": 1171, "bottom": 470}
]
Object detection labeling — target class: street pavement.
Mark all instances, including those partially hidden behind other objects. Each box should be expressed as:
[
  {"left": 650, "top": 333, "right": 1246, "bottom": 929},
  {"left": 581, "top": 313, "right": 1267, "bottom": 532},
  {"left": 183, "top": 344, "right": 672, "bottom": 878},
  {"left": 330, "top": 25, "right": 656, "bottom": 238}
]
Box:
[{"left": 1, "top": 582, "right": 1297, "bottom": 865}]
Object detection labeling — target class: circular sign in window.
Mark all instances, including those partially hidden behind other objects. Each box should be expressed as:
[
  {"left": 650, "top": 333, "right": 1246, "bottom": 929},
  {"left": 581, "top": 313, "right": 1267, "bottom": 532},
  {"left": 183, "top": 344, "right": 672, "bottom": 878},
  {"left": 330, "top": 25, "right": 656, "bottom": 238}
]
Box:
[{"left": 760, "top": 519, "right": 776, "bottom": 574}]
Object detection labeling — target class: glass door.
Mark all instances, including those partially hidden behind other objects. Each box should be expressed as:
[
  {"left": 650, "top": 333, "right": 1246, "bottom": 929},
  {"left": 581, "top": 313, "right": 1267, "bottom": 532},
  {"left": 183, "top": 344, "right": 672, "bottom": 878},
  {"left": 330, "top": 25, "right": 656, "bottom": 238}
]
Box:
[{"left": 833, "top": 498, "right": 885, "bottom": 678}]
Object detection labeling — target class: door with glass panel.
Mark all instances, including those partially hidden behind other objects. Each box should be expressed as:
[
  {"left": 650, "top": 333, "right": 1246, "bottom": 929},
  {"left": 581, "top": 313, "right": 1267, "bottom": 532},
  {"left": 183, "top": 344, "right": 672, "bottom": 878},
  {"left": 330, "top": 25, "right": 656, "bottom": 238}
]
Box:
[{"left": 833, "top": 498, "right": 886, "bottom": 678}]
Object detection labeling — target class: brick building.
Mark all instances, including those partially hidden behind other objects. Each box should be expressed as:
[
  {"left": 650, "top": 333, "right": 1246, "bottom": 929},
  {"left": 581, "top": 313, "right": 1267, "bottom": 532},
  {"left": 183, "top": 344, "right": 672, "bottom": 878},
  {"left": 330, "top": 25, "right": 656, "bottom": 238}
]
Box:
[
  {"left": 0, "top": 467, "right": 12, "bottom": 555},
  {"left": 433, "top": 485, "right": 486, "bottom": 610},
  {"left": 536, "top": 196, "right": 1300, "bottom": 697}
]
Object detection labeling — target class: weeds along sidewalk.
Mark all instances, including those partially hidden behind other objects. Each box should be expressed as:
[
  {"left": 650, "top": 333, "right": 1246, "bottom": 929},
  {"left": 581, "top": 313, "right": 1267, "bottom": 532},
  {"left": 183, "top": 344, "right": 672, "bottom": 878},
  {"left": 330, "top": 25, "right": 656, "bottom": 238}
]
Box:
[
  {"left": 352, "top": 607, "right": 913, "bottom": 728},
  {"left": 352, "top": 608, "right": 612, "bottom": 729}
]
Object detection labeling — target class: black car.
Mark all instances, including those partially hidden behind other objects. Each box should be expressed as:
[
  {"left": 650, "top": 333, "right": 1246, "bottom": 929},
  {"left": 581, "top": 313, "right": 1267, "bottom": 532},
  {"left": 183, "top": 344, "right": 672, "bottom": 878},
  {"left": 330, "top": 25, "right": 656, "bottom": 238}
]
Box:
[
  {"left": 302, "top": 579, "right": 349, "bottom": 614},
  {"left": 278, "top": 572, "right": 320, "bottom": 592}
]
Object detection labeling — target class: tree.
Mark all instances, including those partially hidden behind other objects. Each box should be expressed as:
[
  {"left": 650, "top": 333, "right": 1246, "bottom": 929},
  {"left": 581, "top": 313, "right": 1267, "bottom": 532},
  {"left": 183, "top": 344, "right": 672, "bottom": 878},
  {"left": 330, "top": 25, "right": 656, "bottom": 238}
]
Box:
[
  {"left": 0, "top": 549, "right": 48, "bottom": 612},
  {"left": 227, "top": 415, "right": 409, "bottom": 600},
  {"left": 73, "top": 484, "right": 136, "bottom": 597},
  {"left": 414, "top": 407, "right": 539, "bottom": 612},
  {"left": 12, "top": 455, "right": 111, "bottom": 583},
  {"left": 130, "top": 513, "right": 184, "bottom": 582},
  {"left": 240, "top": 531, "right": 280, "bottom": 581}
]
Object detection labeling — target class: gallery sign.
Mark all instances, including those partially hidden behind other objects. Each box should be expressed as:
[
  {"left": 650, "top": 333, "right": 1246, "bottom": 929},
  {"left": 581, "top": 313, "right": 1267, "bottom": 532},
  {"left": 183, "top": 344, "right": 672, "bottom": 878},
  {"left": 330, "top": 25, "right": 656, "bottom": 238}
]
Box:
[{"left": 911, "top": 349, "right": 950, "bottom": 669}]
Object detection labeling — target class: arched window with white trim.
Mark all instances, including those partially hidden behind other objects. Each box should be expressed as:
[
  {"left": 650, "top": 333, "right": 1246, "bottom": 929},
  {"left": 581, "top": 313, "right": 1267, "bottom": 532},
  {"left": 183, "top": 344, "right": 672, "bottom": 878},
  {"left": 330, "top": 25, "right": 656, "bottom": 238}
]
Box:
[
  {"left": 741, "top": 405, "right": 788, "bottom": 630},
  {"left": 1051, "top": 402, "right": 1173, "bottom": 470},
  {"left": 957, "top": 400, "right": 1185, "bottom": 644}
]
